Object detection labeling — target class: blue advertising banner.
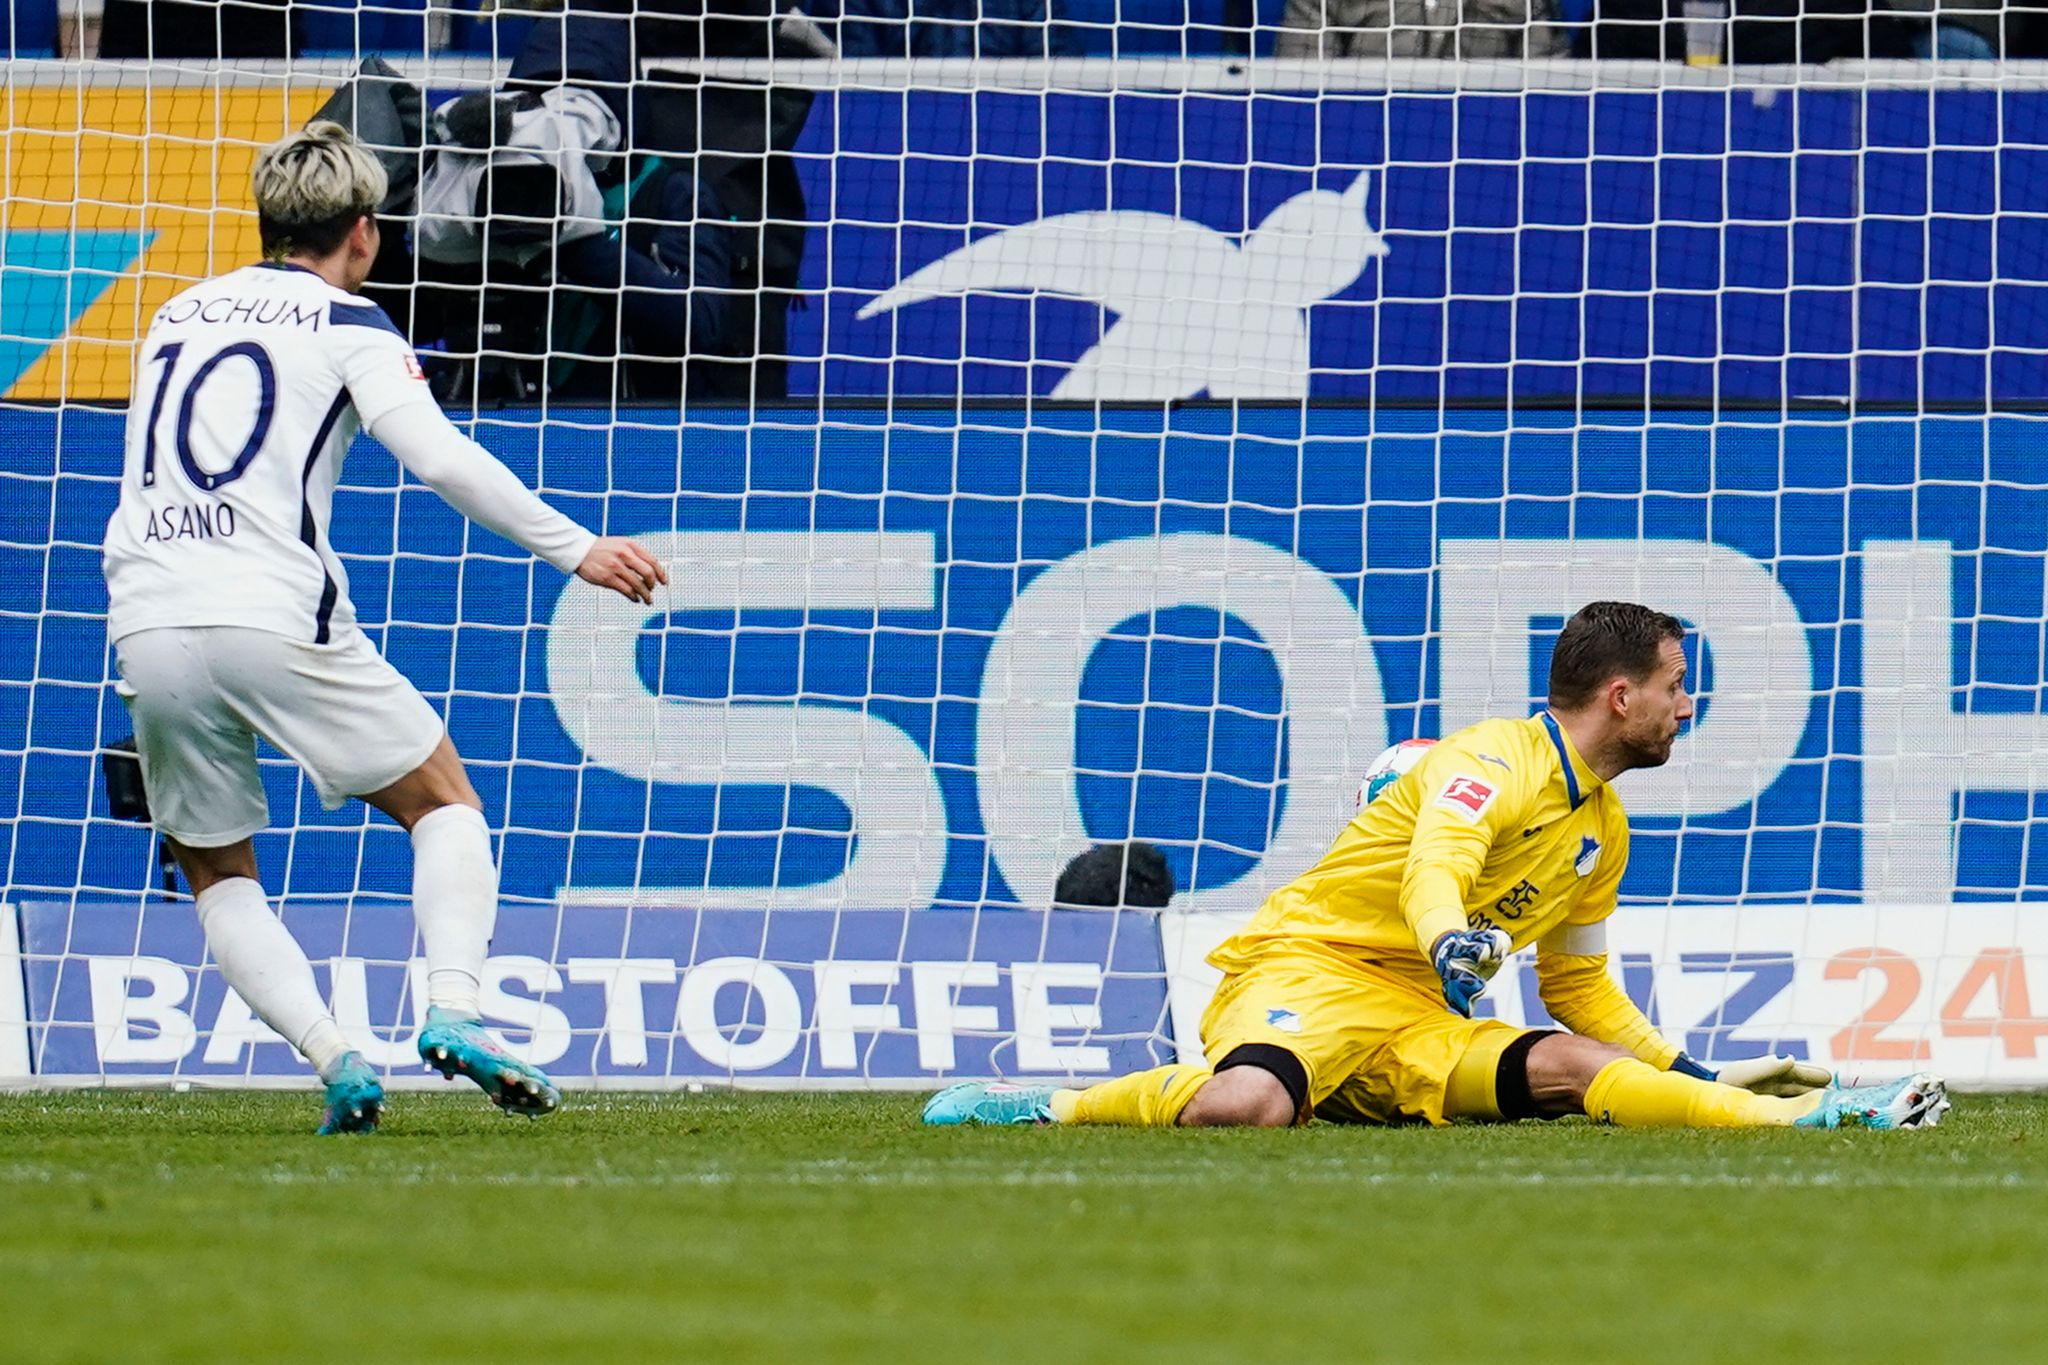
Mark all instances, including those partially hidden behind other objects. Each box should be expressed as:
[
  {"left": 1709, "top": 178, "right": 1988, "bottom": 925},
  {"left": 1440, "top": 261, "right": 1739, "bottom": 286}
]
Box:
[
  {"left": 13, "top": 901, "right": 1170, "bottom": 1081},
  {"left": 6, "top": 403, "right": 2048, "bottom": 917},
  {"left": 782, "top": 86, "right": 2048, "bottom": 404}
]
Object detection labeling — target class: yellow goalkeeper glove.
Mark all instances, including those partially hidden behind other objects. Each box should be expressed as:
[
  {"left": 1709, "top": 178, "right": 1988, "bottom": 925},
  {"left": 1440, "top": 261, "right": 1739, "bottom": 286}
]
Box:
[{"left": 1690, "top": 1054, "right": 1834, "bottom": 1097}]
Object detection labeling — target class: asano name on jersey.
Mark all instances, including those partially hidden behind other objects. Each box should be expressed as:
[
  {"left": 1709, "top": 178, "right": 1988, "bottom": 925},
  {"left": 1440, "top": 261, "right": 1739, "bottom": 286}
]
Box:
[{"left": 102, "top": 262, "right": 434, "bottom": 644}]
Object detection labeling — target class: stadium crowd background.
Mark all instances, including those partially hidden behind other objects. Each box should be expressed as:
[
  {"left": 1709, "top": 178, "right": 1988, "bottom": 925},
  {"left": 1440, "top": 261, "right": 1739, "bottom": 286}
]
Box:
[
  {"left": 5, "top": 2, "right": 2043, "bottom": 69},
  {"left": 4, "top": 1, "right": 2039, "bottom": 405}
]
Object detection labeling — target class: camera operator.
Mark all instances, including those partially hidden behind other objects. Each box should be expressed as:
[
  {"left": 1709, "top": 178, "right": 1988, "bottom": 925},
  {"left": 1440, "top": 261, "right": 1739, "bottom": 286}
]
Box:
[{"left": 490, "top": 0, "right": 822, "bottom": 402}]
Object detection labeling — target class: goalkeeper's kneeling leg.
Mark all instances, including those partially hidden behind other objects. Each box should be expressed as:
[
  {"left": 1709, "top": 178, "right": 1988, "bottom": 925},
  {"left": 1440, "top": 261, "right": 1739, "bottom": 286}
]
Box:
[
  {"left": 1442, "top": 1029, "right": 1628, "bottom": 1123},
  {"left": 1576, "top": 1050, "right": 1818, "bottom": 1128},
  {"left": 1519, "top": 1033, "right": 1632, "bottom": 1118},
  {"left": 1176, "top": 1045, "right": 1307, "bottom": 1127},
  {"left": 1488, "top": 1033, "right": 1816, "bottom": 1128},
  {"left": 1060, "top": 1044, "right": 1304, "bottom": 1127}
]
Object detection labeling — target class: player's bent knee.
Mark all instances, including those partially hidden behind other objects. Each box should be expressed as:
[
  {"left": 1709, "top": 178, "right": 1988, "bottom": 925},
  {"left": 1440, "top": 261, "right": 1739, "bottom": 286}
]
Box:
[
  {"left": 1520, "top": 1033, "right": 1632, "bottom": 1117},
  {"left": 1178, "top": 1069, "right": 1294, "bottom": 1128},
  {"left": 361, "top": 736, "right": 481, "bottom": 830},
  {"left": 1178, "top": 1044, "right": 1307, "bottom": 1127}
]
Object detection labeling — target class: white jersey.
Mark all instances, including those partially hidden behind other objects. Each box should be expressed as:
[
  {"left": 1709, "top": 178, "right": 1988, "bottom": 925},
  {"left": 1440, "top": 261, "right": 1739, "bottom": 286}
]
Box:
[{"left": 103, "top": 262, "right": 443, "bottom": 644}]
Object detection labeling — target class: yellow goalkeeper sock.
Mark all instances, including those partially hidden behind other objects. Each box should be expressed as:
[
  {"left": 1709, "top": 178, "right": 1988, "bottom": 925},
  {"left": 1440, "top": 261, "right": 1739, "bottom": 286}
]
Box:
[
  {"left": 1583, "top": 1057, "right": 1822, "bottom": 1129},
  {"left": 1050, "top": 1064, "right": 1213, "bottom": 1127}
]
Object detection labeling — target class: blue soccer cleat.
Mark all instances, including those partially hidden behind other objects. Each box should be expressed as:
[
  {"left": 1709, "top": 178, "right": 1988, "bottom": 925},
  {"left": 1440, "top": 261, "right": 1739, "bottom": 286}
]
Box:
[
  {"left": 1794, "top": 1072, "right": 1950, "bottom": 1131},
  {"left": 922, "top": 1081, "right": 1059, "bottom": 1127},
  {"left": 416, "top": 1007, "right": 561, "bottom": 1118},
  {"left": 317, "top": 1052, "right": 384, "bottom": 1136}
]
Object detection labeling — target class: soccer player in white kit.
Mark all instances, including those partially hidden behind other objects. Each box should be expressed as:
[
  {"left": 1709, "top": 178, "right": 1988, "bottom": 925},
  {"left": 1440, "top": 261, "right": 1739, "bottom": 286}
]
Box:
[{"left": 100, "top": 123, "right": 668, "bottom": 1134}]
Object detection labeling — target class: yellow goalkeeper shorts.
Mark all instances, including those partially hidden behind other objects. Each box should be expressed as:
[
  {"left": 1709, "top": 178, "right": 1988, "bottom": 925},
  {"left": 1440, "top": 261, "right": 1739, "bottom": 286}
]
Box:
[{"left": 1199, "top": 937, "right": 1527, "bottom": 1127}]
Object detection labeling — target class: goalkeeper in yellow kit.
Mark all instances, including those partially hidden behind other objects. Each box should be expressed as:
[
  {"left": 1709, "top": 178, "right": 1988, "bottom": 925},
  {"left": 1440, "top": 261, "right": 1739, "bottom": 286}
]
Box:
[{"left": 927, "top": 601, "right": 1949, "bottom": 1133}]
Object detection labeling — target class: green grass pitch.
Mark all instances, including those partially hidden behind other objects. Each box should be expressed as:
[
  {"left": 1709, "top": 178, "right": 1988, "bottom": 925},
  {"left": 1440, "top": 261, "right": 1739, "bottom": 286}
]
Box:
[{"left": 2, "top": 1089, "right": 2044, "bottom": 1363}]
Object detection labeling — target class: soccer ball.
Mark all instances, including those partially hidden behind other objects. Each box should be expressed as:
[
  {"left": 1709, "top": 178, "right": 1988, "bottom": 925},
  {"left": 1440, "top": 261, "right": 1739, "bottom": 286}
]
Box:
[{"left": 1354, "top": 738, "right": 1437, "bottom": 811}]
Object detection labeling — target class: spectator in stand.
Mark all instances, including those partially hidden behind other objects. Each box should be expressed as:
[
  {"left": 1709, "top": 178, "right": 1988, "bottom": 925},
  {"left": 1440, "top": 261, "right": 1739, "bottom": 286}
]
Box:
[
  {"left": 489, "top": 0, "right": 821, "bottom": 400},
  {"left": 830, "top": 0, "right": 1062, "bottom": 55},
  {"left": 99, "top": 0, "right": 294, "bottom": 57},
  {"left": 1898, "top": 0, "right": 2000, "bottom": 56},
  {"left": 1579, "top": 2, "right": 2000, "bottom": 62},
  {"left": 1274, "top": 0, "right": 1565, "bottom": 57}
]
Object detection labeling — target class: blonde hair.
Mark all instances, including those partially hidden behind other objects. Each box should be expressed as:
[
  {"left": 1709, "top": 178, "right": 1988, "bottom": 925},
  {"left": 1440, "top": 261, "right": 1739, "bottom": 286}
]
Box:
[{"left": 252, "top": 121, "right": 388, "bottom": 260}]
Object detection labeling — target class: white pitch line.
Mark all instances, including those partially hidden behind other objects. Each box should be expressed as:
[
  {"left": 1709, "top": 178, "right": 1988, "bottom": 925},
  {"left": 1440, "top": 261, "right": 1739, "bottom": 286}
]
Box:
[{"left": 0, "top": 1161, "right": 2035, "bottom": 1192}]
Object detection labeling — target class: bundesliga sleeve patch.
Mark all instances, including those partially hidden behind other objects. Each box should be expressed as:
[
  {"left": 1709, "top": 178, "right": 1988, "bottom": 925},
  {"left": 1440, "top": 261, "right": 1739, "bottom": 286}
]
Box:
[
  {"left": 1434, "top": 775, "right": 1498, "bottom": 821},
  {"left": 404, "top": 353, "right": 426, "bottom": 382}
]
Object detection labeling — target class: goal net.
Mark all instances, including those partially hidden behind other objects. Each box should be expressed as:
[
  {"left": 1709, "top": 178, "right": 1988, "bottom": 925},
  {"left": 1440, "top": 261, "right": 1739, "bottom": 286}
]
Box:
[{"left": 5, "top": 19, "right": 2048, "bottom": 1089}]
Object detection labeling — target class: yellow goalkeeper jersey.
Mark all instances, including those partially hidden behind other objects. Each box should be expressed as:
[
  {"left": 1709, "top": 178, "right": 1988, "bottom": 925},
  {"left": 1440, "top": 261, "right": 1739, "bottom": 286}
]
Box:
[{"left": 1213, "top": 712, "right": 1677, "bottom": 1066}]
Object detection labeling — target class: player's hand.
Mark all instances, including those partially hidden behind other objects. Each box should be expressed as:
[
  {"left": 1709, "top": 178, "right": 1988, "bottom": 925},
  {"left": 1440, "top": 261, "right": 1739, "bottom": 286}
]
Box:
[
  {"left": 1430, "top": 928, "right": 1513, "bottom": 1018},
  {"left": 577, "top": 537, "right": 668, "bottom": 605},
  {"left": 1709, "top": 1054, "right": 1834, "bottom": 1097}
]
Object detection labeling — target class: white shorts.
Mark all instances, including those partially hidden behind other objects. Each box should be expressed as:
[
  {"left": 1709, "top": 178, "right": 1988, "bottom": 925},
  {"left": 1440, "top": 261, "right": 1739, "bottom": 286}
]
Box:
[{"left": 113, "top": 626, "right": 445, "bottom": 847}]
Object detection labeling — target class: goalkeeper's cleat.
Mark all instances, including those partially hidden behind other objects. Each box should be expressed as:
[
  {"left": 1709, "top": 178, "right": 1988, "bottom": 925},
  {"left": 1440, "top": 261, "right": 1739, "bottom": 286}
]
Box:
[
  {"left": 922, "top": 1081, "right": 1059, "bottom": 1127},
  {"left": 416, "top": 1006, "right": 562, "bottom": 1119},
  {"left": 1794, "top": 1072, "right": 1950, "bottom": 1131},
  {"left": 317, "top": 1052, "right": 384, "bottom": 1136}
]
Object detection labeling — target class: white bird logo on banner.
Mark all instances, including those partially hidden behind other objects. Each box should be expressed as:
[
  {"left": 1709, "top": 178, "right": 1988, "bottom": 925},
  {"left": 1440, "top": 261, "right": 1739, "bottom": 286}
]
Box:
[{"left": 857, "top": 173, "right": 1389, "bottom": 401}]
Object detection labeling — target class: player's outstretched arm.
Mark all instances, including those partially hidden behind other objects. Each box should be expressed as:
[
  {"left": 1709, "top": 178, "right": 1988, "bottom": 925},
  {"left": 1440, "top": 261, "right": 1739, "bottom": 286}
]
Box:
[
  {"left": 370, "top": 402, "right": 597, "bottom": 571},
  {"left": 372, "top": 404, "right": 666, "bottom": 604},
  {"left": 1531, "top": 939, "right": 1826, "bottom": 1095},
  {"left": 1535, "top": 938, "right": 1680, "bottom": 1068}
]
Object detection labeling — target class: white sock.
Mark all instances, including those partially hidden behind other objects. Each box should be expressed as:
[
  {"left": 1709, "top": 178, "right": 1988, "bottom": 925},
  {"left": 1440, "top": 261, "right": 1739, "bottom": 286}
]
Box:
[
  {"left": 412, "top": 803, "right": 496, "bottom": 1019},
  {"left": 195, "top": 877, "right": 352, "bottom": 1082}
]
